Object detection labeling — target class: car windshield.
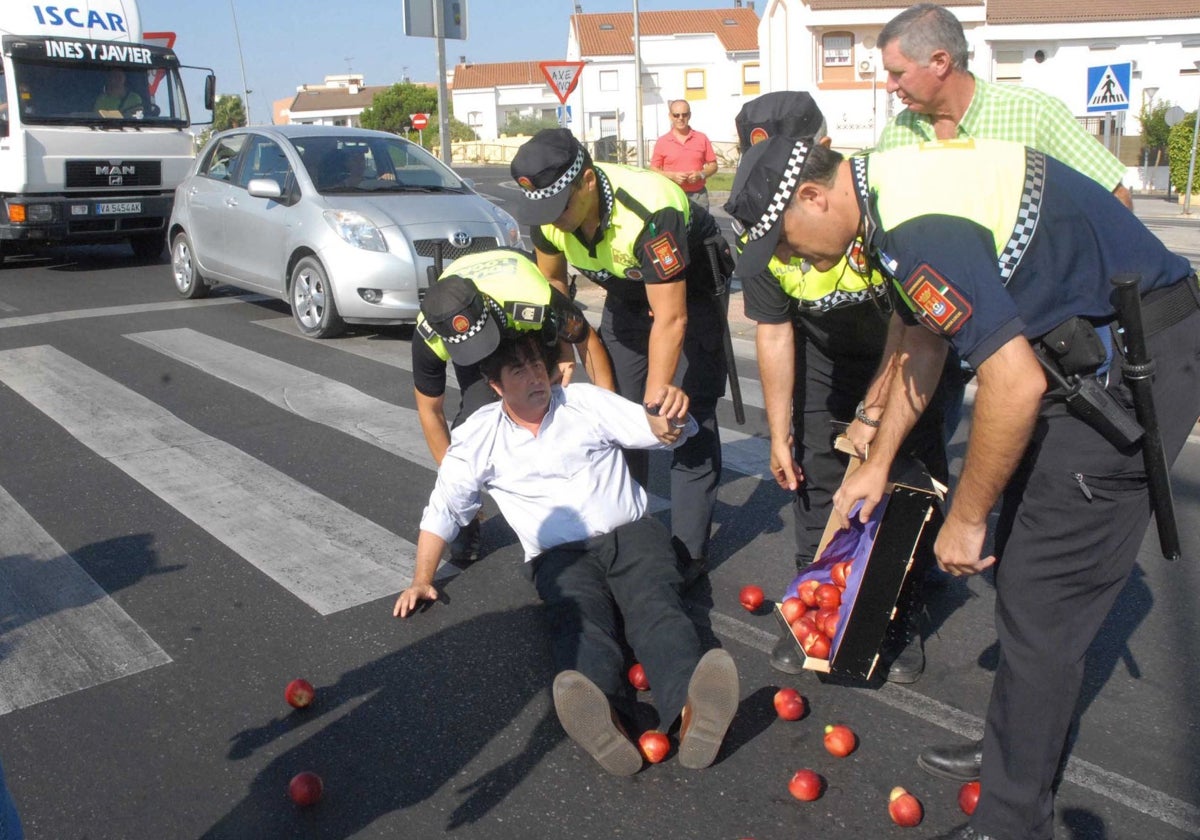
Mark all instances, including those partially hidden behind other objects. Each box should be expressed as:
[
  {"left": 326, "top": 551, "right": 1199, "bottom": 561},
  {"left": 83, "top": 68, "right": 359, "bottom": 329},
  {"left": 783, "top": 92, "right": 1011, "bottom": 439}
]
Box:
[
  {"left": 10, "top": 40, "right": 190, "bottom": 128},
  {"left": 296, "top": 135, "right": 467, "bottom": 195}
]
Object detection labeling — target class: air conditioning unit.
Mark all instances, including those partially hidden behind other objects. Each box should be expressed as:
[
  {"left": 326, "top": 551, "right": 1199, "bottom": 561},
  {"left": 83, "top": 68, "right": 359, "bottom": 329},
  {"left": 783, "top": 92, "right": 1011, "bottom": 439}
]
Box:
[{"left": 858, "top": 57, "right": 876, "bottom": 75}]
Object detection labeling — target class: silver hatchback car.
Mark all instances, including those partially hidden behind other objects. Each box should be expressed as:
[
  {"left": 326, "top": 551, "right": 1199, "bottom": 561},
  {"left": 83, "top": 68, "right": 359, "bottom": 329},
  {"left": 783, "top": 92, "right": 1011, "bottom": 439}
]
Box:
[{"left": 168, "top": 125, "right": 521, "bottom": 337}]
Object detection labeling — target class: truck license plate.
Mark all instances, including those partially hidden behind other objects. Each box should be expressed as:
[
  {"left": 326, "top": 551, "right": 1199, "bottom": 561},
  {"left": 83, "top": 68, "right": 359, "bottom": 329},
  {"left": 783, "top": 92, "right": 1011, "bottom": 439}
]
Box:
[{"left": 95, "top": 202, "right": 142, "bottom": 215}]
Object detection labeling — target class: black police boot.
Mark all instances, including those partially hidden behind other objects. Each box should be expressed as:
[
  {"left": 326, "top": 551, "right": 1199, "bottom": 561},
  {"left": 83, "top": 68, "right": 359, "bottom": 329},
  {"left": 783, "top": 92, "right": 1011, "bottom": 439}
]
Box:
[
  {"left": 881, "top": 610, "right": 925, "bottom": 684},
  {"left": 917, "top": 740, "right": 983, "bottom": 782},
  {"left": 769, "top": 632, "right": 805, "bottom": 675},
  {"left": 449, "top": 516, "right": 482, "bottom": 564}
]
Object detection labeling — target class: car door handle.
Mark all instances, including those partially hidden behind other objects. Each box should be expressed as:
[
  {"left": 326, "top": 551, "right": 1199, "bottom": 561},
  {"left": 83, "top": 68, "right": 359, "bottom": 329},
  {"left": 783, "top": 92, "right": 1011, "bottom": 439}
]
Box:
[{"left": 225, "top": 196, "right": 239, "bottom": 207}]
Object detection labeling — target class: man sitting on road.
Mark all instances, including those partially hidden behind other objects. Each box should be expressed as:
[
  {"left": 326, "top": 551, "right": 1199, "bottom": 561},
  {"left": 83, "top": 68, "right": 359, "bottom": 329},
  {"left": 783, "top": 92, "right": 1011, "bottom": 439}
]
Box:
[{"left": 394, "top": 329, "right": 740, "bottom": 775}]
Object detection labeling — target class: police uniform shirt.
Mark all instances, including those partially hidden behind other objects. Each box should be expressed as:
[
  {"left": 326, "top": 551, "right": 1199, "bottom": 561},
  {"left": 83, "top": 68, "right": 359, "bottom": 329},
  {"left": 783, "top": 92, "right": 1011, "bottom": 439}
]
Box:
[
  {"left": 741, "top": 255, "right": 891, "bottom": 360},
  {"left": 419, "top": 383, "right": 698, "bottom": 561},
  {"left": 530, "top": 162, "right": 697, "bottom": 306},
  {"left": 860, "top": 139, "right": 1192, "bottom": 369}
]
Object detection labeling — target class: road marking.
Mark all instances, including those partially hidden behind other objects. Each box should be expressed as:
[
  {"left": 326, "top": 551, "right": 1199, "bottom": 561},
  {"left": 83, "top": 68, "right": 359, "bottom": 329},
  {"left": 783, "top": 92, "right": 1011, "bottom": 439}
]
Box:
[
  {"left": 0, "top": 294, "right": 271, "bottom": 330},
  {"left": 707, "top": 610, "right": 1200, "bottom": 836},
  {"left": 253, "top": 316, "right": 773, "bottom": 478},
  {"left": 0, "top": 345, "right": 432, "bottom": 616},
  {"left": 0, "top": 484, "right": 171, "bottom": 715},
  {"left": 128, "top": 328, "right": 439, "bottom": 471}
]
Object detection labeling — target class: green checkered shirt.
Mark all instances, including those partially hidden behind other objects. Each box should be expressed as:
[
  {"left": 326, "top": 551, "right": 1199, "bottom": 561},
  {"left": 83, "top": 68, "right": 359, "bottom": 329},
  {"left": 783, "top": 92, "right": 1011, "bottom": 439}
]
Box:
[{"left": 875, "top": 74, "right": 1126, "bottom": 191}]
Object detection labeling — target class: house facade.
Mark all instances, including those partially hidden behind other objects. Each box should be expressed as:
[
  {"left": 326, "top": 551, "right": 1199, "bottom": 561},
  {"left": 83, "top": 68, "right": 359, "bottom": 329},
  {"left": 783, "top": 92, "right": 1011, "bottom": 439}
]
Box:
[
  {"left": 450, "top": 61, "right": 560, "bottom": 141},
  {"left": 449, "top": 8, "right": 761, "bottom": 161},
  {"left": 281, "top": 75, "right": 391, "bottom": 127},
  {"left": 759, "top": 0, "right": 1200, "bottom": 189}
]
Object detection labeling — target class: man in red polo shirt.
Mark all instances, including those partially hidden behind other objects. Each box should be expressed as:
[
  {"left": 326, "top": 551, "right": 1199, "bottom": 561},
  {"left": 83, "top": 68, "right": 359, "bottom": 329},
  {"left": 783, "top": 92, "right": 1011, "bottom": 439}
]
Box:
[{"left": 650, "top": 99, "right": 718, "bottom": 208}]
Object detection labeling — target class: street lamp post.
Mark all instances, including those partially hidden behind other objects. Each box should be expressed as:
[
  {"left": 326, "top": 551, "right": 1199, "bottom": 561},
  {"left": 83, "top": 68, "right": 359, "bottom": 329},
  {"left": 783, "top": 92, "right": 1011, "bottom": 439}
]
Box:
[
  {"left": 229, "top": 0, "right": 252, "bottom": 125},
  {"left": 1185, "top": 64, "right": 1200, "bottom": 216},
  {"left": 633, "top": 0, "right": 644, "bottom": 167}
]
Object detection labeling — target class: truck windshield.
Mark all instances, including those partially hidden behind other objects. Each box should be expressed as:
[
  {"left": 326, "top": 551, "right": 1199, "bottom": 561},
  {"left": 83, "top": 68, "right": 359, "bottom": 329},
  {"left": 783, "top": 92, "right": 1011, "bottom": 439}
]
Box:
[{"left": 8, "top": 38, "right": 190, "bottom": 128}]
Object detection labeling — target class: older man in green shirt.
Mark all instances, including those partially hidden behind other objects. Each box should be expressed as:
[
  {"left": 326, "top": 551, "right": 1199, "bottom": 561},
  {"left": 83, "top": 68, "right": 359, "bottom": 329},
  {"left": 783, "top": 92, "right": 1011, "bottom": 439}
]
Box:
[{"left": 875, "top": 3, "right": 1132, "bottom": 209}]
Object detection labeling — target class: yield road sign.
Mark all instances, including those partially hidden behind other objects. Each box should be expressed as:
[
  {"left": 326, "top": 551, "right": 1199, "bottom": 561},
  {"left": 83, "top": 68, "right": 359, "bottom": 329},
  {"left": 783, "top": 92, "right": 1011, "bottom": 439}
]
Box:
[{"left": 540, "top": 61, "right": 585, "bottom": 105}]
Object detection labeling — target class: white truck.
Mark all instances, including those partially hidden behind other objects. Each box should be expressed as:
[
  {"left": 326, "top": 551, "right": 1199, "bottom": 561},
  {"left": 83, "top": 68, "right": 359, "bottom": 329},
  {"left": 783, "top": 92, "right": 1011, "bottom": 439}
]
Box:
[{"left": 0, "top": 1, "right": 213, "bottom": 262}]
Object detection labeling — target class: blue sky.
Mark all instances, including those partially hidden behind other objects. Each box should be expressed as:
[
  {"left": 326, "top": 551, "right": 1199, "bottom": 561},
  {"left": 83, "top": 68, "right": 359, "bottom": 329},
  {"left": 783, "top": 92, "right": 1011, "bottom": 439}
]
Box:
[{"left": 137, "top": 0, "right": 752, "bottom": 123}]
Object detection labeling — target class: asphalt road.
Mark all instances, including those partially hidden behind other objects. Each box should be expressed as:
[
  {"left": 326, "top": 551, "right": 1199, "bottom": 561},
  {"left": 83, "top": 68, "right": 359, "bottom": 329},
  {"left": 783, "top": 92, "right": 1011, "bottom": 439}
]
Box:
[{"left": 0, "top": 231, "right": 1198, "bottom": 840}]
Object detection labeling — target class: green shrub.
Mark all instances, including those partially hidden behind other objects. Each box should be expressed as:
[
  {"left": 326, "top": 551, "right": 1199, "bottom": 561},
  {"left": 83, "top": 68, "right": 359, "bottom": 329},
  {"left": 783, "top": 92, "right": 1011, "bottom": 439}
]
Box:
[{"left": 1167, "top": 112, "right": 1199, "bottom": 194}]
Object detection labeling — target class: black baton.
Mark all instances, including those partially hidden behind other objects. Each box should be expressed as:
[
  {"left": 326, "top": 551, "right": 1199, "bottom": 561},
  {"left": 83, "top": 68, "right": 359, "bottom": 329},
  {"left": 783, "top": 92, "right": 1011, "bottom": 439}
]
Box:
[
  {"left": 1111, "top": 273, "right": 1182, "bottom": 561},
  {"left": 705, "top": 239, "right": 745, "bottom": 425}
]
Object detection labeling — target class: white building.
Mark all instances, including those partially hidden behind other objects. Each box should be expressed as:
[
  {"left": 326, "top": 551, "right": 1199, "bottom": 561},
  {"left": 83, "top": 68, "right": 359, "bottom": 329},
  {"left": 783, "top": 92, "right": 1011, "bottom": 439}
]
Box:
[
  {"left": 280, "top": 75, "right": 392, "bottom": 127},
  {"left": 449, "top": 7, "right": 761, "bottom": 160},
  {"left": 450, "top": 61, "right": 560, "bottom": 141},
  {"left": 759, "top": 0, "right": 1200, "bottom": 188}
]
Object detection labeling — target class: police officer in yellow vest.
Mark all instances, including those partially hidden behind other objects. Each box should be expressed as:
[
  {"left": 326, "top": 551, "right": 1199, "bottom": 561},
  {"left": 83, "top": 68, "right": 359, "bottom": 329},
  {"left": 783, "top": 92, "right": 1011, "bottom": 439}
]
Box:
[
  {"left": 509, "top": 129, "right": 732, "bottom": 583},
  {"left": 735, "top": 93, "right": 949, "bottom": 683},
  {"left": 727, "top": 134, "right": 1200, "bottom": 840},
  {"left": 413, "top": 248, "right": 614, "bottom": 560}
]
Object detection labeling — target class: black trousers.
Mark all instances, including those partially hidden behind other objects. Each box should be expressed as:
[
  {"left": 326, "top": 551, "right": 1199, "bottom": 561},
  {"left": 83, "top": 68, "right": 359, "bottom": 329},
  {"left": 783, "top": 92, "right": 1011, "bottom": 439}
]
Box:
[
  {"left": 600, "top": 293, "right": 726, "bottom": 562},
  {"left": 532, "top": 518, "right": 703, "bottom": 728},
  {"left": 973, "top": 303, "right": 1200, "bottom": 839},
  {"left": 790, "top": 317, "right": 949, "bottom": 569}
]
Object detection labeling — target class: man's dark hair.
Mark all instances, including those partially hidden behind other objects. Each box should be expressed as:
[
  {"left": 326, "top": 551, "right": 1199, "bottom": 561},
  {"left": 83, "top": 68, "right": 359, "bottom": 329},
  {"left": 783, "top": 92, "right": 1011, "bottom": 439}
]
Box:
[
  {"left": 479, "top": 329, "right": 558, "bottom": 385},
  {"left": 798, "top": 144, "right": 845, "bottom": 189},
  {"left": 878, "top": 3, "right": 969, "bottom": 71}
]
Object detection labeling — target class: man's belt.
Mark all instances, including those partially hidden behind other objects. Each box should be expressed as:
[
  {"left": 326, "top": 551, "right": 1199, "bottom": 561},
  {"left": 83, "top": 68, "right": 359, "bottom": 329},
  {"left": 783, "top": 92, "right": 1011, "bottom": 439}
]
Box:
[{"left": 1139, "top": 273, "right": 1200, "bottom": 336}]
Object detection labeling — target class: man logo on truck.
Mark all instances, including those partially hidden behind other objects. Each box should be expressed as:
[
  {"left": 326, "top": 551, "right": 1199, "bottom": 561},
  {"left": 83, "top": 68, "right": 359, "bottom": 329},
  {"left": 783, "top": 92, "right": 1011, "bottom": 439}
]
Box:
[{"left": 32, "top": 5, "right": 127, "bottom": 32}]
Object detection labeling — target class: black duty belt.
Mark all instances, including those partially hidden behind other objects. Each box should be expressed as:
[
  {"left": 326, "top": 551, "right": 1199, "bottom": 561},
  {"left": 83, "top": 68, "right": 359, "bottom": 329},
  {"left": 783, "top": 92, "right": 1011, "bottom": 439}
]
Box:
[{"left": 1140, "top": 273, "right": 1200, "bottom": 336}]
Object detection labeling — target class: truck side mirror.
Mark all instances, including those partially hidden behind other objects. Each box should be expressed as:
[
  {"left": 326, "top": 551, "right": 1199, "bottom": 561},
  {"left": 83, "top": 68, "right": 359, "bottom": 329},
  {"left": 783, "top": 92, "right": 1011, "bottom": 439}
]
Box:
[{"left": 204, "top": 75, "right": 216, "bottom": 112}]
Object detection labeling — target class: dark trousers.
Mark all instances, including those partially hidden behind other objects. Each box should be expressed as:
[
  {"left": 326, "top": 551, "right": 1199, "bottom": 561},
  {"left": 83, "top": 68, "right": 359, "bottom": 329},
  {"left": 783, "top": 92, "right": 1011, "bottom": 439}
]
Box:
[
  {"left": 600, "top": 294, "right": 726, "bottom": 562},
  {"left": 973, "top": 304, "right": 1200, "bottom": 839},
  {"left": 790, "top": 322, "right": 949, "bottom": 570},
  {"left": 532, "top": 518, "right": 703, "bottom": 727}
]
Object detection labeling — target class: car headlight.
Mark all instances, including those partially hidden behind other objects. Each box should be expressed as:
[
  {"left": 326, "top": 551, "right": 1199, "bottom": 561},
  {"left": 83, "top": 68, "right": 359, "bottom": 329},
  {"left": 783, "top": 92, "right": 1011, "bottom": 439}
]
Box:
[
  {"left": 323, "top": 210, "right": 387, "bottom": 252},
  {"left": 488, "top": 204, "right": 522, "bottom": 247}
]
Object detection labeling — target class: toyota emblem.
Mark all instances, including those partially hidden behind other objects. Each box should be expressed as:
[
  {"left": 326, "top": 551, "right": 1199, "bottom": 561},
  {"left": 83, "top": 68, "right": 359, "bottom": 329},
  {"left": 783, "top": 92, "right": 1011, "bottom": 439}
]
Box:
[{"left": 450, "top": 231, "right": 471, "bottom": 248}]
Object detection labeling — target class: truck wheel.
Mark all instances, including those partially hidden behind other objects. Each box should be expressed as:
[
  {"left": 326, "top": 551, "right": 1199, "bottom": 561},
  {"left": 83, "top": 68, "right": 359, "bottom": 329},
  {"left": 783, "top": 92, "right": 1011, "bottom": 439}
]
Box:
[
  {"left": 290, "top": 256, "right": 344, "bottom": 338},
  {"left": 171, "top": 232, "right": 209, "bottom": 299},
  {"left": 131, "top": 233, "right": 165, "bottom": 260}
]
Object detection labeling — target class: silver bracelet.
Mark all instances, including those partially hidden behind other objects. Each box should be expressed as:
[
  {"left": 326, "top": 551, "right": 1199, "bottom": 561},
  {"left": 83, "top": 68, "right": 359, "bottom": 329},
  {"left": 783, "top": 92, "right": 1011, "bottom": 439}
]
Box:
[{"left": 855, "top": 400, "right": 880, "bottom": 428}]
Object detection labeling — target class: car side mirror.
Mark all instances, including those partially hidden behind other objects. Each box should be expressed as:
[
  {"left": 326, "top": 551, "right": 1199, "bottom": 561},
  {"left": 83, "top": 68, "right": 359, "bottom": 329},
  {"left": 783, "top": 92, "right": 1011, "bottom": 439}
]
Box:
[
  {"left": 247, "top": 177, "right": 283, "bottom": 201},
  {"left": 204, "top": 74, "right": 216, "bottom": 112}
]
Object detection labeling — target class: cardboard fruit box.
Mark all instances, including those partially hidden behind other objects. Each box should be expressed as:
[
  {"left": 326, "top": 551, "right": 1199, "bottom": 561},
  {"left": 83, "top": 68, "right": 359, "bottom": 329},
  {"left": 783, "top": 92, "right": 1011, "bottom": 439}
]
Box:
[{"left": 775, "top": 438, "right": 944, "bottom": 680}]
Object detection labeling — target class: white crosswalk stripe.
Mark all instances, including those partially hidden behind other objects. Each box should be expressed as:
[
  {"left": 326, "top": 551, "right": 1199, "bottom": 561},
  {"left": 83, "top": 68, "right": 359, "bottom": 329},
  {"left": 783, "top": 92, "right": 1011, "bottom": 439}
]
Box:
[
  {"left": 0, "top": 484, "right": 171, "bottom": 714},
  {"left": 0, "top": 345, "right": 440, "bottom": 618}
]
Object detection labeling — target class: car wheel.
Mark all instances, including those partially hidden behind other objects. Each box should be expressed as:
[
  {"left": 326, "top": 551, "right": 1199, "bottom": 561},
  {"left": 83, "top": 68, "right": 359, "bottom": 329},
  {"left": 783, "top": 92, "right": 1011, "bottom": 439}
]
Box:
[
  {"left": 171, "top": 231, "right": 209, "bottom": 299},
  {"left": 290, "top": 256, "right": 344, "bottom": 338},
  {"left": 132, "top": 233, "right": 165, "bottom": 260}
]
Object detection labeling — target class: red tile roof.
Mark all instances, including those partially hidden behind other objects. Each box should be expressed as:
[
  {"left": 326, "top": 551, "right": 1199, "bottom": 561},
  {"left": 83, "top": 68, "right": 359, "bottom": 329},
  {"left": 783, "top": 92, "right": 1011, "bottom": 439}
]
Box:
[
  {"left": 288, "top": 85, "right": 391, "bottom": 113},
  {"left": 986, "top": 0, "right": 1197, "bottom": 23},
  {"left": 451, "top": 61, "right": 550, "bottom": 91},
  {"left": 571, "top": 8, "right": 761, "bottom": 57}
]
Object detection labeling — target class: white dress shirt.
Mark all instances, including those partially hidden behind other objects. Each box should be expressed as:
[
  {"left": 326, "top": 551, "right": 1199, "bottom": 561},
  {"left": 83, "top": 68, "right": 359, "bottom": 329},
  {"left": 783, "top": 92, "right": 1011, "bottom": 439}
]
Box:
[{"left": 420, "top": 384, "right": 697, "bottom": 561}]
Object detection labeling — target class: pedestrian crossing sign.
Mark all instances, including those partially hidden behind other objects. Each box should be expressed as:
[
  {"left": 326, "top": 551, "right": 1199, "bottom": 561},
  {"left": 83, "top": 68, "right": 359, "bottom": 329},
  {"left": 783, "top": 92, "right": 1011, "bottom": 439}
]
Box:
[{"left": 1086, "top": 63, "right": 1131, "bottom": 113}]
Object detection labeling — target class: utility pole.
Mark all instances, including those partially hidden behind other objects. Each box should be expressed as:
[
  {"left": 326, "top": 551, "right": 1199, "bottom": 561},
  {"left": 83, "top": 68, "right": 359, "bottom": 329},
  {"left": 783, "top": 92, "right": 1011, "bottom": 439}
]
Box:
[{"left": 228, "top": 0, "right": 252, "bottom": 125}]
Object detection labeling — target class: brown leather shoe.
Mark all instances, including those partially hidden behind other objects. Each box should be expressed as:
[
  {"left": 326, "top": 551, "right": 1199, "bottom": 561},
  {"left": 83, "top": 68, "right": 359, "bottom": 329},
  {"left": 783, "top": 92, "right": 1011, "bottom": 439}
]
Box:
[
  {"left": 677, "top": 648, "right": 739, "bottom": 769},
  {"left": 552, "top": 671, "right": 642, "bottom": 776}
]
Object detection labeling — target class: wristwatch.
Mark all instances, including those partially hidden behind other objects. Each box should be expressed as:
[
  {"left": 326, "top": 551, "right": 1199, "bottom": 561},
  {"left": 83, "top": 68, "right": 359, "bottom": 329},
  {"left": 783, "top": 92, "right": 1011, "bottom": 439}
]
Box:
[{"left": 855, "top": 400, "right": 880, "bottom": 428}]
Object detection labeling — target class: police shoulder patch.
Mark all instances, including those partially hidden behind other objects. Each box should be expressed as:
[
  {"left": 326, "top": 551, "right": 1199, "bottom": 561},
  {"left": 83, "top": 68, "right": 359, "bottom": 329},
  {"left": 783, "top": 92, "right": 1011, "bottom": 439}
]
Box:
[
  {"left": 644, "top": 231, "right": 685, "bottom": 280},
  {"left": 901, "top": 263, "right": 972, "bottom": 336},
  {"left": 505, "top": 300, "right": 545, "bottom": 326}
]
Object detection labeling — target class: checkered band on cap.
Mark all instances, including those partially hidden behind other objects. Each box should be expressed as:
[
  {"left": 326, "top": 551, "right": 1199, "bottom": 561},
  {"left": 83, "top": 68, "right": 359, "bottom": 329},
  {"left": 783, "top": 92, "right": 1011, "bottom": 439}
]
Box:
[
  {"left": 747, "top": 139, "right": 809, "bottom": 242},
  {"left": 521, "top": 149, "right": 586, "bottom": 202},
  {"left": 440, "top": 297, "right": 507, "bottom": 345}
]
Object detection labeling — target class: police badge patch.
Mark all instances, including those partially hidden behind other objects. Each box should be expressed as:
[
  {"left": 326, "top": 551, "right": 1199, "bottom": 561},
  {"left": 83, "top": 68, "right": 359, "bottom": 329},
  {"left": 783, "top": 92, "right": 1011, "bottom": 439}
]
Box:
[
  {"left": 645, "top": 232, "right": 684, "bottom": 280},
  {"left": 504, "top": 300, "right": 545, "bottom": 326},
  {"left": 902, "top": 264, "right": 971, "bottom": 336}
]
